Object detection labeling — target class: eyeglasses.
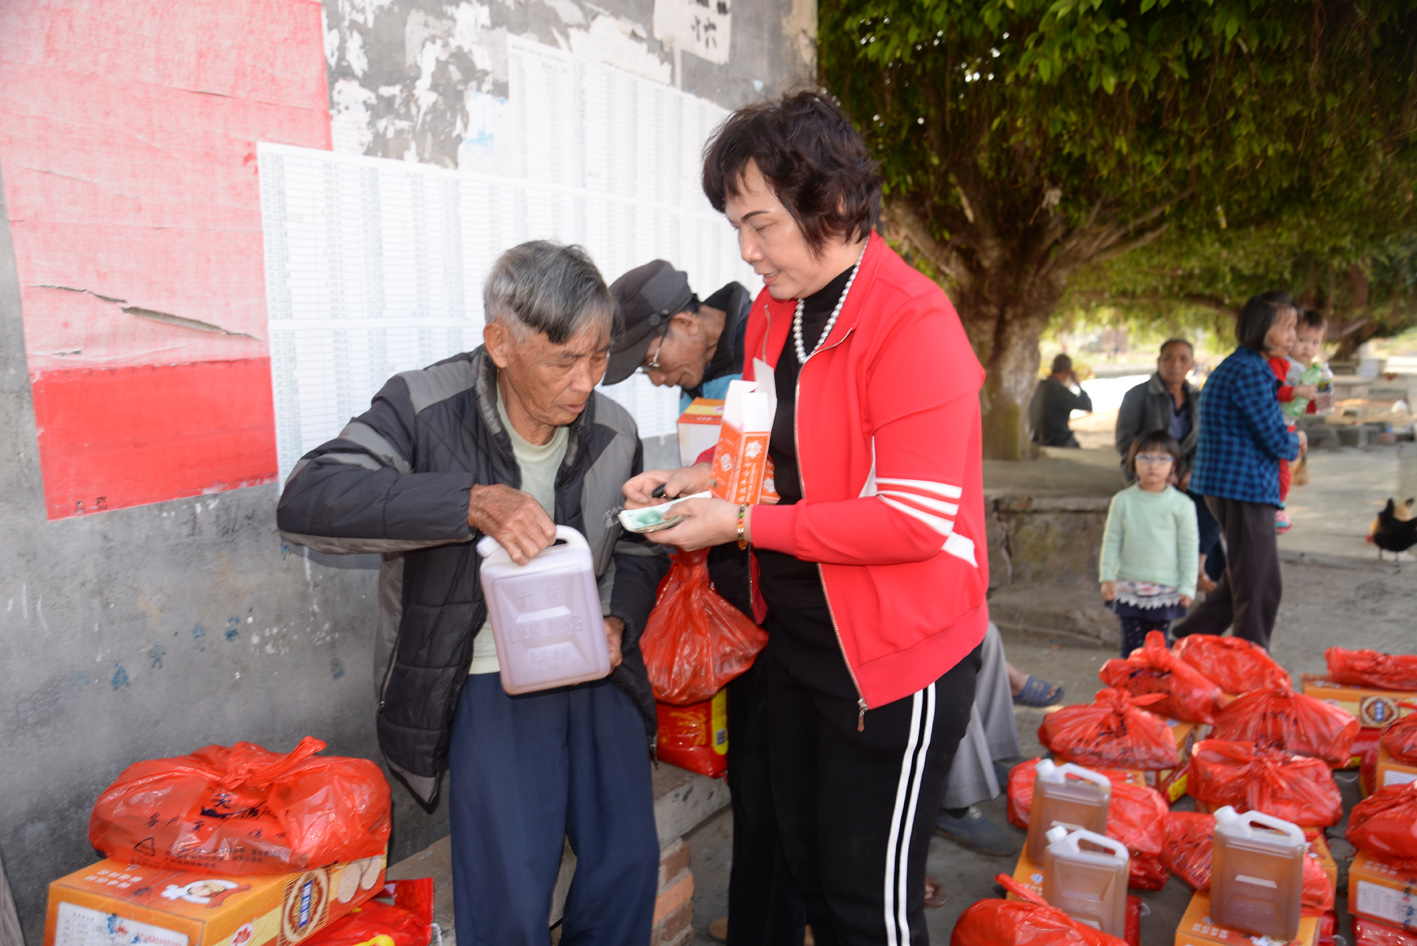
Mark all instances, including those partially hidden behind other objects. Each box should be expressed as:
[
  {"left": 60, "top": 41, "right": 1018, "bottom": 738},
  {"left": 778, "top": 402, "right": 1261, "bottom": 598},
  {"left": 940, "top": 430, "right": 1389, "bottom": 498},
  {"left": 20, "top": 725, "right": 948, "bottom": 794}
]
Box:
[
  {"left": 641, "top": 328, "right": 668, "bottom": 373},
  {"left": 1136, "top": 454, "right": 1175, "bottom": 465}
]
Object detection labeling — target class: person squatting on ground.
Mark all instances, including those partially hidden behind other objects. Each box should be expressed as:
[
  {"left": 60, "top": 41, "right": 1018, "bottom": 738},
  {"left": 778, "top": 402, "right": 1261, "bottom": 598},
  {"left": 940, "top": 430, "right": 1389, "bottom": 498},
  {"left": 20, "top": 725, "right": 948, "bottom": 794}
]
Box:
[
  {"left": 1172, "top": 290, "right": 1307, "bottom": 650},
  {"left": 1114, "top": 338, "right": 1223, "bottom": 591},
  {"left": 1028, "top": 353, "right": 1093, "bottom": 448},
  {"left": 622, "top": 90, "right": 987, "bottom": 946},
  {"left": 276, "top": 242, "right": 668, "bottom": 946},
  {"left": 607, "top": 259, "right": 806, "bottom": 946},
  {"left": 1100, "top": 431, "right": 1199, "bottom": 656}
]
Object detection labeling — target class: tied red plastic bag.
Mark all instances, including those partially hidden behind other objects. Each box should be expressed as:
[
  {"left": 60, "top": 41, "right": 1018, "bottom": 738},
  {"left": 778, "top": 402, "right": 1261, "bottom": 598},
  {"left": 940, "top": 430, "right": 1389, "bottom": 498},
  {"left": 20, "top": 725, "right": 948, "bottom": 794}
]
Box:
[
  {"left": 1326, "top": 648, "right": 1417, "bottom": 692},
  {"left": 1210, "top": 683, "right": 1358, "bottom": 767},
  {"left": 302, "top": 879, "right": 434, "bottom": 946},
  {"left": 949, "top": 874, "right": 1128, "bottom": 946},
  {"left": 655, "top": 690, "right": 727, "bottom": 778},
  {"left": 1160, "top": 811, "right": 1334, "bottom": 913},
  {"left": 89, "top": 736, "right": 391, "bottom": 874},
  {"left": 1355, "top": 918, "right": 1417, "bottom": 945},
  {"left": 1038, "top": 688, "right": 1177, "bottom": 771},
  {"left": 1005, "top": 758, "right": 1167, "bottom": 890},
  {"left": 1380, "top": 712, "right": 1417, "bottom": 765},
  {"left": 1173, "top": 634, "right": 1290, "bottom": 696},
  {"left": 1347, "top": 781, "right": 1417, "bottom": 870},
  {"left": 640, "top": 549, "right": 768, "bottom": 704},
  {"left": 1185, "top": 739, "right": 1342, "bottom": 826},
  {"left": 1099, "top": 631, "right": 1228, "bottom": 724}
]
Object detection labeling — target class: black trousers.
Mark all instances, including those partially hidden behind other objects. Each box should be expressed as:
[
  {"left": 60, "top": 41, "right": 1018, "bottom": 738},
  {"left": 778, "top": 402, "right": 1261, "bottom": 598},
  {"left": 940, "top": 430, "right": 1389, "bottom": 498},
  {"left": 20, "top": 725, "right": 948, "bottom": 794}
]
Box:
[
  {"left": 725, "top": 659, "right": 807, "bottom": 946},
  {"left": 1172, "top": 495, "right": 1282, "bottom": 650},
  {"left": 763, "top": 643, "right": 980, "bottom": 946}
]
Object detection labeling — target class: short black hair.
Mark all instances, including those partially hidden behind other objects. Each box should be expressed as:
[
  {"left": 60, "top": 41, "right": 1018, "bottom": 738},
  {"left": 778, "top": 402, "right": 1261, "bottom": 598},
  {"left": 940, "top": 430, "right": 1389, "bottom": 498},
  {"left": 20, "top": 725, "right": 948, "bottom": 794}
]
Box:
[
  {"left": 1126, "top": 429, "right": 1183, "bottom": 479},
  {"left": 702, "top": 89, "right": 881, "bottom": 256},
  {"left": 1298, "top": 307, "right": 1327, "bottom": 332},
  {"left": 1051, "top": 354, "right": 1073, "bottom": 374},
  {"left": 1159, "top": 338, "right": 1194, "bottom": 357},
  {"left": 1234, "top": 290, "right": 1295, "bottom": 351}
]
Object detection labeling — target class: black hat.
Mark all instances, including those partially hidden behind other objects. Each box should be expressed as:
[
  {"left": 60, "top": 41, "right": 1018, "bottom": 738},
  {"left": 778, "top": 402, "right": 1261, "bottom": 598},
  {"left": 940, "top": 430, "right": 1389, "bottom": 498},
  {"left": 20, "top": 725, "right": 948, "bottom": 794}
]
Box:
[{"left": 605, "top": 260, "right": 695, "bottom": 385}]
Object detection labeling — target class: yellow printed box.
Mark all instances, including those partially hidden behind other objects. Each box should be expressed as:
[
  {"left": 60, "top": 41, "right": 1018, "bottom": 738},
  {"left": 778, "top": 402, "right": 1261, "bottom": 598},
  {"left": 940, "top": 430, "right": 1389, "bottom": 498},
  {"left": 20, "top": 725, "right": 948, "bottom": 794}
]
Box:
[
  {"left": 1301, "top": 675, "right": 1417, "bottom": 729},
  {"left": 1376, "top": 744, "right": 1417, "bottom": 792},
  {"left": 1349, "top": 850, "right": 1417, "bottom": 933},
  {"left": 1174, "top": 891, "right": 1318, "bottom": 946},
  {"left": 45, "top": 855, "right": 385, "bottom": 946},
  {"left": 1148, "top": 718, "right": 1209, "bottom": 804}
]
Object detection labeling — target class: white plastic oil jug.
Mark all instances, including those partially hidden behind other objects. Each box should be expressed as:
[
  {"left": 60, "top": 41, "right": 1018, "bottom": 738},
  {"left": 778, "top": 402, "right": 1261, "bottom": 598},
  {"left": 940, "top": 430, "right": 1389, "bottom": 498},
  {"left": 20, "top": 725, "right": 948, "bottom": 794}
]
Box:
[
  {"left": 476, "top": 525, "right": 611, "bottom": 695},
  {"left": 1210, "top": 806, "right": 1305, "bottom": 941},
  {"left": 1042, "top": 825, "right": 1130, "bottom": 938},
  {"left": 1026, "top": 760, "right": 1113, "bottom": 864}
]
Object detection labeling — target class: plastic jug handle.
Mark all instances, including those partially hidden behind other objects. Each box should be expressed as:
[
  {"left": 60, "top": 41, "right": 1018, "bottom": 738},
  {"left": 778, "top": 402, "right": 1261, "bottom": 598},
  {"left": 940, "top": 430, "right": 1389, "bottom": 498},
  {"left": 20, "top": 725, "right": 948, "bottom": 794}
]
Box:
[
  {"left": 554, "top": 525, "right": 590, "bottom": 551},
  {"left": 1053, "top": 762, "right": 1112, "bottom": 791},
  {"left": 1059, "top": 827, "right": 1129, "bottom": 860},
  {"left": 1223, "top": 808, "right": 1305, "bottom": 844}
]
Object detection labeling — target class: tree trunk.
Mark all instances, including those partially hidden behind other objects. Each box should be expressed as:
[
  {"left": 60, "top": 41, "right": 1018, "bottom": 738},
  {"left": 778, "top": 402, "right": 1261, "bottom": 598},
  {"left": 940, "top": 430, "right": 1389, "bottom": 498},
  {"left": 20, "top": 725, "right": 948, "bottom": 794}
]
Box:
[{"left": 952, "top": 279, "right": 1067, "bottom": 461}]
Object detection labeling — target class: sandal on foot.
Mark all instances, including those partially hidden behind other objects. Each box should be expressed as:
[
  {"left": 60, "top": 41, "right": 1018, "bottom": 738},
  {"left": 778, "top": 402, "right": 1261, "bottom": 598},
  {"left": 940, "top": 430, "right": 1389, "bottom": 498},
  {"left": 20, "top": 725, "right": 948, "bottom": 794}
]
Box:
[
  {"left": 1013, "top": 676, "right": 1064, "bottom": 708},
  {"left": 923, "top": 875, "right": 947, "bottom": 908}
]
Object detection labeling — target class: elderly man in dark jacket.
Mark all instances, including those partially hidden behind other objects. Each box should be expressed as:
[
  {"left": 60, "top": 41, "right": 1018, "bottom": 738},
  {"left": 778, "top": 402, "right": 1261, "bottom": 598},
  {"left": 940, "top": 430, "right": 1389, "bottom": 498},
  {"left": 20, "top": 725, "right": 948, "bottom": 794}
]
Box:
[{"left": 278, "top": 241, "right": 667, "bottom": 946}]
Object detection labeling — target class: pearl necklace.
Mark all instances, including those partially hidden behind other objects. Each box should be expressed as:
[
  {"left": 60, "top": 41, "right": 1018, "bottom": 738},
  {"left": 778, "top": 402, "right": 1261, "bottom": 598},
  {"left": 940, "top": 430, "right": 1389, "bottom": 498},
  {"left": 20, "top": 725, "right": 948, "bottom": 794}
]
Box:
[{"left": 793, "top": 244, "right": 868, "bottom": 364}]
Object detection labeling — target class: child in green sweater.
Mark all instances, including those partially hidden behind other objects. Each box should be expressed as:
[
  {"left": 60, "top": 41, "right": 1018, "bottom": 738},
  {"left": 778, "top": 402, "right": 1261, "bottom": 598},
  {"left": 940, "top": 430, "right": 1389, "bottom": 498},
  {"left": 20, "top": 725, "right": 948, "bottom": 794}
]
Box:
[{"left": 1100, "top": 430, "right": 1200, "bottom": 656}]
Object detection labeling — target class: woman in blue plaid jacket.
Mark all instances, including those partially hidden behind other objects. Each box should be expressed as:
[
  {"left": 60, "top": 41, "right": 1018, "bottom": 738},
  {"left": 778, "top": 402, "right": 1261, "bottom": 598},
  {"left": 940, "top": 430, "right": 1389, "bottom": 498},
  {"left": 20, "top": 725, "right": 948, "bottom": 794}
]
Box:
[{"left": 1170, "top": 290, "right": 1307, "bottom": 650}]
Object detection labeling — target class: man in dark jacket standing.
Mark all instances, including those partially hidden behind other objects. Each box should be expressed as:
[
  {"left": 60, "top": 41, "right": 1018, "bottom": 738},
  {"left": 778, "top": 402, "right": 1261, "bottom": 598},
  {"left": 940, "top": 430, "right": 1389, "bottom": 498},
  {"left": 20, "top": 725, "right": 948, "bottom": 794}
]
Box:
[{"left": 277, "top": 241, "right": 667, "bottom": 946}]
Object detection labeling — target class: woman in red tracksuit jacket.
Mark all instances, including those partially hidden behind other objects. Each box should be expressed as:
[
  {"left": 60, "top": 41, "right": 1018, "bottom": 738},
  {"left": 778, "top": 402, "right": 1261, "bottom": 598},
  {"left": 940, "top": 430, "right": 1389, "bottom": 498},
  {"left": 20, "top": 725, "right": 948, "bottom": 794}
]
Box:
[{"left": 623, "top": 91, "right": 988, "bottom": 946}]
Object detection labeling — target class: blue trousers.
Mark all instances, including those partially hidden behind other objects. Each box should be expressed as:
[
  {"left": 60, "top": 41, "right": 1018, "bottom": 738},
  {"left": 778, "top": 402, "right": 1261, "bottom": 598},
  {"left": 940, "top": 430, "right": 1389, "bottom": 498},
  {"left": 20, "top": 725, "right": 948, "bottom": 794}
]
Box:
[{"left": 448, "top": 674, "right": 659, "bottom": 946}]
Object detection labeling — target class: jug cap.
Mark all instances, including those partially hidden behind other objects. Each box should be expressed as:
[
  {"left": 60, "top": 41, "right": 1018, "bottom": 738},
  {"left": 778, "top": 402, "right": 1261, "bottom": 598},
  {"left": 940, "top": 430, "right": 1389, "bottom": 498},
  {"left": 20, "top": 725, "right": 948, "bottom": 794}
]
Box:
[
  {"left": 1045, "top": 825, "right": 1070, "bottom": 844},
  {"left": 1214, "top": 805, "right": 1240, "bottom": 825}
]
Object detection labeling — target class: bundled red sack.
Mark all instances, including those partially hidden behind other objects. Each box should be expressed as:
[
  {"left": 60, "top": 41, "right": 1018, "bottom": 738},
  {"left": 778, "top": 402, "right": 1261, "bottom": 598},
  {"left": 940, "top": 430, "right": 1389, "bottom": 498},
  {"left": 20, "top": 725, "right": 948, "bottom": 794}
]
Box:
[
  {"left": 1005, "top": 758, "right": 1166, "bottom": 889},
  {"left": 303, "top": 878, "right": 434, "bottom": 946},
  {"left": 89, "top": 736, "right": 390, "bottom": 874},
  {"left": 655, "top": 691, "right": 727, "bottom": 777},
  {"left": 640, "top": 549, "right": 768, "bottom": 704},
  {"left": 1347, "top": 781, "right": 1417, "bottom": 870},
  {"left": 1098, "top": 631, "right": 1228, "bottom": 724},
  {"left": 1209, "top": 683, "right": 1358, "bottom": 767},
  {"left": 1380, "top": 712, "right": 1417, "bottom": 765},
  {"left": 950, "top": 874, "right": 1127, "bottom": 946},
  {"left": 1185, "top": 739, "right": 1342, "bottom": 826},
  {"left": 1173, "top": 634, "right": 1290, "bottom": 695},
  {"left": 1159, "top": 810, "right": 1334, "bottom": 913},
  {"left": 1355, "top": 918, "right": 1417, "bottom": 946},
  {"left": 1038, "top": 688, "right": 1177, "bottom": 770},
  {"left": 1326, "top": 648, "right": 1417, "bottom": 692}
]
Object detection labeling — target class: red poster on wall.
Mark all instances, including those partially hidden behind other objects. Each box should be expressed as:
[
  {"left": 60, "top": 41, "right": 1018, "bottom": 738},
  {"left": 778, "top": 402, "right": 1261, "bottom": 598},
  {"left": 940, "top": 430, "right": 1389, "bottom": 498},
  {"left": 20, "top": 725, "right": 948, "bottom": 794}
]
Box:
[{"left": 0, "top": 0, "right": 331, "bottom": 518}]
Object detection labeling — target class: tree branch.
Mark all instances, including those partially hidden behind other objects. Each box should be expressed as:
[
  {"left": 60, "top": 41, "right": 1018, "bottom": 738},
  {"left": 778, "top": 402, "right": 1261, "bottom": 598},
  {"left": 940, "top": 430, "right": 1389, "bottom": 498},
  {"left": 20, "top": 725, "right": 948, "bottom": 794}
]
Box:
[
  {"left": 881, "top": 199, "right": 973, "bottom": 290},
  {"left": 1090, "top": 221, "right": 1173, "bottom": 264}
]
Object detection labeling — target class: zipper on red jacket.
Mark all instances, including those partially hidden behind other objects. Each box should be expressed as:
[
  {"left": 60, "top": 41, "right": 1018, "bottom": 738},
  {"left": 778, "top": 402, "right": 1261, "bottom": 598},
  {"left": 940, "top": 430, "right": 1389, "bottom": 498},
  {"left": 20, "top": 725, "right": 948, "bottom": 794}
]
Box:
[{"left": 795, "top": 325, "right": 869, "bottom": 730}]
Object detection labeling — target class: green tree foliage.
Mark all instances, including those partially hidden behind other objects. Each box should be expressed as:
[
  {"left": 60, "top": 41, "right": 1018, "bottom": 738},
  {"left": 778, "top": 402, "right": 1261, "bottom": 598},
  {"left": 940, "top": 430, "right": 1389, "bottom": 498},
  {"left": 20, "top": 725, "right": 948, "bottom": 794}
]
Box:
[{"left": 819, "top": 0, "right": 1417, "bottom": 458}]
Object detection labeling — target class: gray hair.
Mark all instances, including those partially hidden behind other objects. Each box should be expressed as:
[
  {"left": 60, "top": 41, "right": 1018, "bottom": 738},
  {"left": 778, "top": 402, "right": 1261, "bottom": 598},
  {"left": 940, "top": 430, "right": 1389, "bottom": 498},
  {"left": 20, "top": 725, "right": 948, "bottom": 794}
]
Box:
[{"left": 483, "top": 241, "right": 615, "bottom": 345}]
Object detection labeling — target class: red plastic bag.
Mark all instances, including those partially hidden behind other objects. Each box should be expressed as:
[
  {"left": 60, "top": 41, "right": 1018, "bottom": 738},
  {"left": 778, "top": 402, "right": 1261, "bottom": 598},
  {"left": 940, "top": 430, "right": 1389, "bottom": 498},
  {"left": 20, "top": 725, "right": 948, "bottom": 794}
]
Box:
[
  {"left": 1005, "top": 758, "right": 1167, "bottom": 889},
  {"left": 302, "top": 879, "right": 434, "bottom": 946},
  {"left": 1185, "top": 739, "right": 1342, "bottom": 826},
  {"left": 1173, "top": 634, "right": 1290, "bottom": 696},
  {"left": 1099, "top": 631, "right": 1229, "bottom": 724},
  {"left": 1210, "top": 683, "right": 1358, "bottom": 767},
  {"left": 89, "top": 737, "right": 391, "bottom": 874},
  {"left": 1159, "top": 811, "right": 1334, "bottom": 913},
  {"left": 1380, "top": 712, "right": 1417, "bottom": 766},
  {"left": 1038, "top": 688, "right": 1178, "bottom": 770},
  {"left": 655, "top": 691, "right": 727, "bottom": 778},
  {"left": 640, "top": 549, "right": 768, "bottom": 704},
  {"left": 1355, "top": 918, "right": 1417, "bottom": 945},
  {"left": 1347, "top": 781, "right": 1417, "bottom": 870},
  {"left": 949, "top": 875, "right": 1128, "bottom": 946},
  {"left": 1326, "top": 648, "right": 1417, "bottom": 691}
]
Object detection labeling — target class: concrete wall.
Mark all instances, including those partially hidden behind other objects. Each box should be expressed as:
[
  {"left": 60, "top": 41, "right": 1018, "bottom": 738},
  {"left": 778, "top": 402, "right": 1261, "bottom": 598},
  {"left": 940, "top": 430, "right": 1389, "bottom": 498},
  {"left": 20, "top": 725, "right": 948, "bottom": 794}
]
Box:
[{"left": 0, "top": 1, "right": 813, "bottom": 937}]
